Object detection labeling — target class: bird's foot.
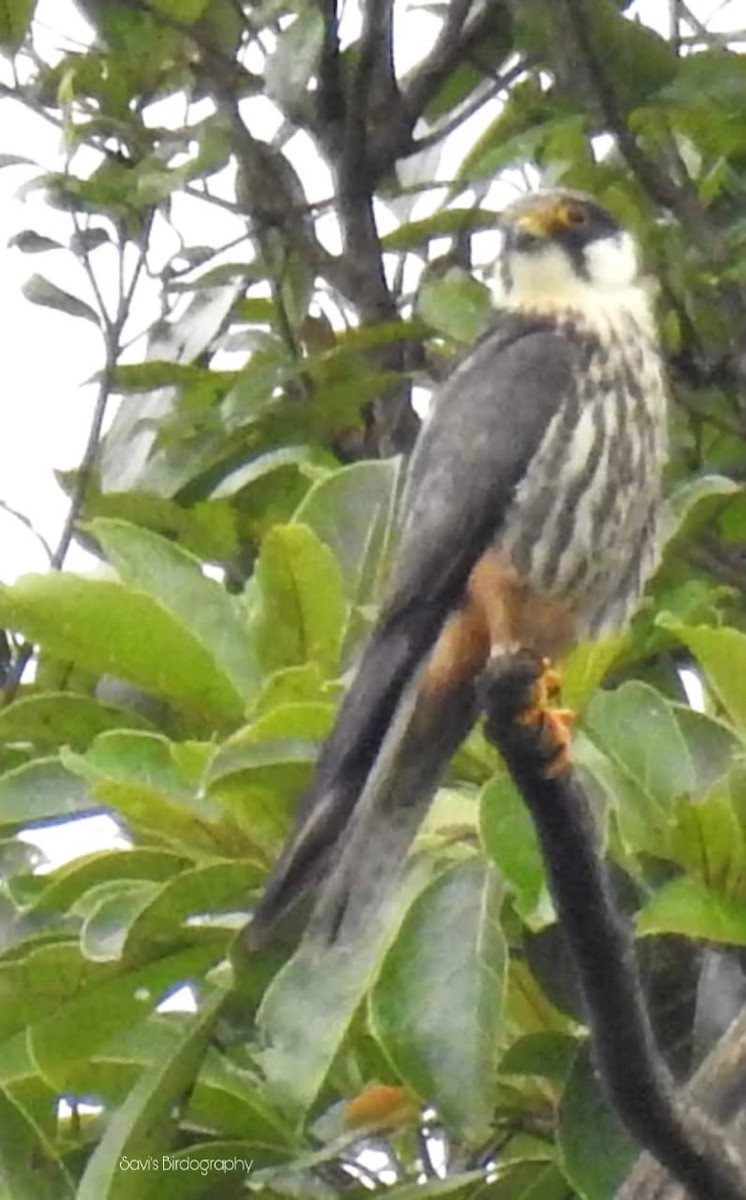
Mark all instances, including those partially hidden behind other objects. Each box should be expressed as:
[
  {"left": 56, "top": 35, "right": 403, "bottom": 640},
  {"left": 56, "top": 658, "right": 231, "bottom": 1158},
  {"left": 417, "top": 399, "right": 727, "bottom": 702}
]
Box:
[
  {"left": 480, "top": 651, "right": 576, "bottom": 777},
  {"left": 515, "top": 658, "right": 575, "bottom": 776}
]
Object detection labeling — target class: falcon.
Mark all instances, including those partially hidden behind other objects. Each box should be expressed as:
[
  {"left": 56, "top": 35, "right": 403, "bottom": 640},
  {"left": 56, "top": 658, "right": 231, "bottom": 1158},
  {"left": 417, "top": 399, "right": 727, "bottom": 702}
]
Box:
[{"left": 248, "top": 188, "right": 668, "bottom": 948}]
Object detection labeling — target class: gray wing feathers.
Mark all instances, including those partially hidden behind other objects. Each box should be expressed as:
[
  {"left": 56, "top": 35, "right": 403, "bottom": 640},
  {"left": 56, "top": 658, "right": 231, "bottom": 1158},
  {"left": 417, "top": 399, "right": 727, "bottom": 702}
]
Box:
[{"left": 386, "top": 324, "right": 576, "bottom": 617}]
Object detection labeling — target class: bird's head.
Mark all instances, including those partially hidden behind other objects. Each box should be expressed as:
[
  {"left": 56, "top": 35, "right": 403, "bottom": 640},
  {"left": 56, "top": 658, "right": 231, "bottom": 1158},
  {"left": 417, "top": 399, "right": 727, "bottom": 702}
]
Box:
[{"left": 493, "top": 189, "right": 644, "bottom": 318}]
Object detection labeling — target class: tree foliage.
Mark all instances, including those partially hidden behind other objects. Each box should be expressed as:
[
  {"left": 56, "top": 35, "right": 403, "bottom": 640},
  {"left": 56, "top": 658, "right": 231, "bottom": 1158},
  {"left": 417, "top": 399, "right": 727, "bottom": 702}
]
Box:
[{"left": 1, "top": 0, "right": 746, "bottom": 1195}]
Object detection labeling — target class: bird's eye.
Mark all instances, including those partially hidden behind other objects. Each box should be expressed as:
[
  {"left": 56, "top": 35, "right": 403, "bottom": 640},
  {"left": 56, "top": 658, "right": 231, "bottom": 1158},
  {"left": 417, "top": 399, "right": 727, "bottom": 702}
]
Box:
[{"left": 563, "top": 204, "right": 589, "bottom": 228}]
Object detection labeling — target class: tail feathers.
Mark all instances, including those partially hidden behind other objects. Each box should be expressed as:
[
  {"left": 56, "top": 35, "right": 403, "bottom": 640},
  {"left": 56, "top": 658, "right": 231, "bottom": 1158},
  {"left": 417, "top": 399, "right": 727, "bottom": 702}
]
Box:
[
  {"left": 307, "top": 675, "right": 479, "bottom": 947},
  {"left": 246, "top": 609, "right": 441, "bottom": 949}
]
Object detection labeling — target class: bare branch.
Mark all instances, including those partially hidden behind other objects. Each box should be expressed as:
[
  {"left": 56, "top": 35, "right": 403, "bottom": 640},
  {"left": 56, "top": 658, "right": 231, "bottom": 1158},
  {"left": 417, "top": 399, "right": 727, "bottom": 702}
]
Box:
[
  {"left": 402, "top": 0, "right": 512, "bottom": 133},
  {"left": 408, "top": 59, "right": 526, "bottom": 158}
]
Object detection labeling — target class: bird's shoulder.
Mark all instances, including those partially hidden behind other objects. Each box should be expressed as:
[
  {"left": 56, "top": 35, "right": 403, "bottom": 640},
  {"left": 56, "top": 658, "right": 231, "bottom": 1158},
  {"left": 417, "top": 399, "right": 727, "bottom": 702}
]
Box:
[{"left": 385, "top": 311, "right": 586, "bottom": 616}]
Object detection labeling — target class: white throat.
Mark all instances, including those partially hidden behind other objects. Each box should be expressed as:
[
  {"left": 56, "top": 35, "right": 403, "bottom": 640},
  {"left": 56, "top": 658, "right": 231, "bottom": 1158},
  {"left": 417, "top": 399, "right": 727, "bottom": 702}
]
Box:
[{"left": 491, "top": 231, "right": 655, "bottom": 333}]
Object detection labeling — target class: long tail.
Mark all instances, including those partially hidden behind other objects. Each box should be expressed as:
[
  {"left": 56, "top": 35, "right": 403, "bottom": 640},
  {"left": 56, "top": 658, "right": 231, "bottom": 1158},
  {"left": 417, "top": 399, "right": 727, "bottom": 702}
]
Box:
[
  {"left": 306, "top": 675, "right": 479, "bottom": 946},
  {"left": 246, "top": 605, "right": 450, "bottom": 948}
]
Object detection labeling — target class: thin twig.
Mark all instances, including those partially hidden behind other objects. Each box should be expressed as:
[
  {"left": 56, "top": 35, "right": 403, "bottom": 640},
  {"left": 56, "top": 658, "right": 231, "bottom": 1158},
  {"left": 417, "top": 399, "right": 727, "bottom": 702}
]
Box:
[
  {"left": 0, "top": 500, "right": 54, "bottom": 562},
  {"left": 409, "top": 60, "right": 526, "bottom": 158},
  {"left": 2, "top": 229, "right": 149, "bottom": 704},
  {"left": 561, "top": 0, "right": 746, "bottom": 332}
]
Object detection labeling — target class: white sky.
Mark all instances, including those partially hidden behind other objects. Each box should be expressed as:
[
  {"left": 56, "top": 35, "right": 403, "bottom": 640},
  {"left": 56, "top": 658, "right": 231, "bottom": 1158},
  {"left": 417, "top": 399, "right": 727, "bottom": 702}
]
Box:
[{"left": 0, "top": 2, "right": 99, "bottom": 581}]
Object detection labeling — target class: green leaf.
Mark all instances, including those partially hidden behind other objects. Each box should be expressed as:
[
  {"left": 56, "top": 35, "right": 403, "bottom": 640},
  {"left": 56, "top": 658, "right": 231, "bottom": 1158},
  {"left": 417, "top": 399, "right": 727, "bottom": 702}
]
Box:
[
  {"left": 256, "top": 857, "right": 433, "bottom": 1117},
  {"left": 76, "top": 990, "right": 224, "bottom": 1200},
  {"left": 209, "top": 446, "right": 316, "bottom": 500},
  {"left": 416, "top": 268, "right": 493, "bottom": 343},
  {"left": 149, "top": 0, "right": 211, "bottom": 20},
  {"left": 122, "top": 861, "right": 261, "bottom": 957},
  {"left": 657, "top": 617, "right": 746, "bottom": 735},
  {"left": 250, "top": 524, "right": 346, "bottom": 675},
  {"left": 0, "top": 757, "right": 90, "bottom": 828},
  {"left": 265, "top": 7, "right": 324, "bottom": 108},
  {"left": 370, "top": 861, "right": 505, "bottom": 1139},
  {"left": 29, "top": 945, "right": 223, "bottom": 1088},
  {"left": 63, "top": 731, "right": 254, "bottom": 858},
  {"left": 207, "top": 702, "right": 331, "bottom": 781},
  {"left": 581, "top": 681, "right": 694, "bottom": 852},
  {"left": 21, "top": 274, "right": 99, "bottom": 324},
  {"left": 499, "top": 1031, "right": 577, "bottom": 1085},
  {"left": 666, "top": 789, "right": 746, "bottom": 895},
  {"left": 560, "top": 633, "right": 626, "bottom": 712},
  {"left": 637, "top": 876, "right": 746, "bottom": 945},
  {"left": 251, "top": 662, "right": 327, "bottom": 717},
  {"left": 558, "top": 1046, "right": 635, "bottom": 1199},
  {"left": 79, "top": 881, "right": 161, "bottom": 962},
  {"left": 294, "top": 459, "right": 401, "bottom": 658},
  {"left": 0, "top": 941, "right": 104, "bottom": 1040},
  {"left": 663, "top": 473, "right": 741, "bottom": 543},
  {"left": 0, "top": 692, "right": 154, "bottom": 748},
  {"left": 147, "top": 1141, "right": 266, "bottom": 1198},
  {"left": 479, "top": 778, "right": 553, "bottom": 929},
  {"left": 0, "top": 0, "right": 35, "bottom": 49},
  {"left": 0, "top": 574, "right": 245, "bottom": 723},
  {"left": 381, "top": 209, "right": 501, "bottom": 253},
  {"left": 0, "top": 1084, "right": 76, "bottom": 1199},
  {"left": 90, "top": 519, "right": 260, "bottom": 700},
  {"left": 671, "top": 705, "right": 740, "bottom": 795},
  {"left": 25, "top": 849, "right": 187, "bottom": 918}
]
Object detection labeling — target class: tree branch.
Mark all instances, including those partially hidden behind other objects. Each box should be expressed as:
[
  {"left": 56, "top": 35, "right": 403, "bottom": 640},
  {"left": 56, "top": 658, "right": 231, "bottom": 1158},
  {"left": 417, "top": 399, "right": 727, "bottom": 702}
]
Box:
[
  {"left": 479, "top": 649, "right": 746, "bottom": 1200},
  {"left": 561, "top": 0, "right": 746, "bottom": 333},
  {"left": 619, "top": 1009, "right": 746, "bottom": 1197}
]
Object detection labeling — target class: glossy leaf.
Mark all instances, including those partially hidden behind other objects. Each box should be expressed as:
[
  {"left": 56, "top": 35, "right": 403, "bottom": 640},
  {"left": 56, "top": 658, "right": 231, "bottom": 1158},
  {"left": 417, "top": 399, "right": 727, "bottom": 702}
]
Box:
[
  {"left": 0, "top": 574, "right": 245, "bottom": 723},
  {"left": 0, "top": 692, "right": 154, "bottom": 747},
  {"left": 29, "top": 945, "right": 223, "bottom": 1088},
  {"left": 0, "top": 757, "right": 91, "bottom": 828},
  {"left": 294, "top": 459, "right": 401, "bottom": 659},
  {"left": 90, "top": 519, "right": 260, "bottom": 700},
  {"left": 0, "top": 1084, "right": 75, "bottom": 1199},
  {"left": 658, "top": 617, "right": 746, "bottom": 735},
  {"left": 416, "top": 268, "right": 493, "bottom": 343},
  {"left": 666, "top": 790, "right": 746, "bottom": 895},
  {"left": 256, "top": 857, "right": 433, "bottom": 1117},
  {"left": 76, "top": 989, "right": 224, "bottom": 1200},
  {"left": 63, "top": 731, "right": 254, "bottom": 857},
  {"left": 558, "top": 1046, "right": 635, "bottom": 1199},
  {"left": 479, "top": 777, "right": 553, "bottom": 929},
  {"left": 581, "top": 681, "right": 694, "bottom": 851},
  {"left": 250, "top": 523, "right": 347, "bottom": 675},
  {"left": 370, "top": 861, "right": 506, "bottom": 1138},
  {"left": 637, "top": 876, "right": 746, "bottom": 945},
  {"left": 24, "top": 849, "right": 187, "bottom": 918}
]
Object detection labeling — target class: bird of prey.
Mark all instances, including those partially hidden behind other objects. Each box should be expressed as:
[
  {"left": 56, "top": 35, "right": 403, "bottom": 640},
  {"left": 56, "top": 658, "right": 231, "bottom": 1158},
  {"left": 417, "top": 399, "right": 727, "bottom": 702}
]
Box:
[{"left": 248, "top": 188, "right": 668, "bottom": 948}]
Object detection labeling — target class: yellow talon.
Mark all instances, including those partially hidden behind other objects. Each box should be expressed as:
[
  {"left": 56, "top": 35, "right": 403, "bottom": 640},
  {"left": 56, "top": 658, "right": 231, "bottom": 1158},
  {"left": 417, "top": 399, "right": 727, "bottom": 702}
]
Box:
[{"left": 515, "top": 660, "right": 576, "bottom": 776}]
